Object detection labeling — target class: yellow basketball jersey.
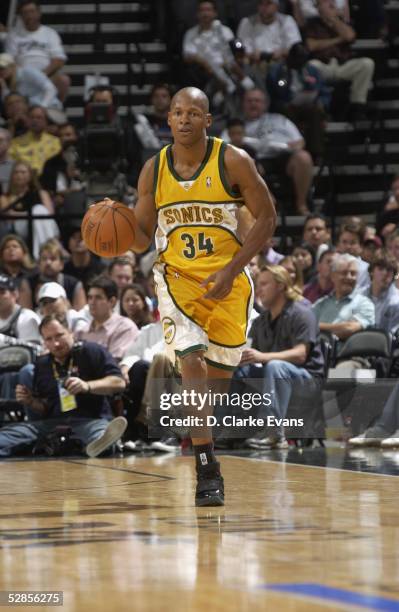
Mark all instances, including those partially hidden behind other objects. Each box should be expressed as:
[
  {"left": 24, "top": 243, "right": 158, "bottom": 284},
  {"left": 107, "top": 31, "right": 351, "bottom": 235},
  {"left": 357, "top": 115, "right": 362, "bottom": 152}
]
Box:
[{"left": 154, "top": 137, "right": 244, "bottom": 280}]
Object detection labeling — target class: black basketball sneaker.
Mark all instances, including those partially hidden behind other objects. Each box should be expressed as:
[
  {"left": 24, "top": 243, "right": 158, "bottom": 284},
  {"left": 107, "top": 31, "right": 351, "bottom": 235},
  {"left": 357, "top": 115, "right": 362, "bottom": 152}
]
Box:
[{"left": 195, "top": 461, "right": 224, "bottom": 507}]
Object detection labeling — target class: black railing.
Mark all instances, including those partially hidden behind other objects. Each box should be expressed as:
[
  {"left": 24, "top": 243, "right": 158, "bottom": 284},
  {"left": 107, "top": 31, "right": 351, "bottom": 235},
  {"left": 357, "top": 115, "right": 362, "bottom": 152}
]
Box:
[{"left": 0, "top": 211, "right": 85, "bottom": 254}]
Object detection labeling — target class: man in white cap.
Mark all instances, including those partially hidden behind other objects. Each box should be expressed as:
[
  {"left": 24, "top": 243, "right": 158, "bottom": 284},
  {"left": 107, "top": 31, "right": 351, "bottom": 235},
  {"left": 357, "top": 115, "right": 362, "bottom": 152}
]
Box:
[
  {"left": 0, "top": 53, "right": 62, "bottom": 110},
  {"left": 37, "top": 282, "right": 87, "bottom": 334}
]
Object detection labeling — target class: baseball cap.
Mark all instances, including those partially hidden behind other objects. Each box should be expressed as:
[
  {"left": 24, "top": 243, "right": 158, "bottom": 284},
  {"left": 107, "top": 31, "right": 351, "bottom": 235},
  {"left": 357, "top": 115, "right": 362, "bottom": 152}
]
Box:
[
  {"left": 0, "top": 54, "right": 15, "bottom": 70},
  {"left": 364, "top": 235, "right": 383, "bottom": 248},
  {"left": 0, "top": 274, "right": 15, "bottom": 290},
  {"left": 38, "top": 282, "right": 66, "bottom": 301}
]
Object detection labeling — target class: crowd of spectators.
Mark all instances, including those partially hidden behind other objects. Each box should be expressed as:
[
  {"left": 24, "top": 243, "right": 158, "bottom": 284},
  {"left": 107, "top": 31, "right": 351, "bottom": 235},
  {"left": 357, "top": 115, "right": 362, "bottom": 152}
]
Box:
[{"left": 0, "top": 0, "right": 398, "bottom": 457}]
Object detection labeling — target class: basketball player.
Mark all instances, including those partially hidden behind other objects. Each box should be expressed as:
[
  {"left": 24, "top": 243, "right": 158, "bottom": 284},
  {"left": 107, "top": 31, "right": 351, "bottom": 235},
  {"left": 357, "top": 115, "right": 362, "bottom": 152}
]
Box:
[{"left": 131, "top": 87, "right": 276, "bottom": 506}]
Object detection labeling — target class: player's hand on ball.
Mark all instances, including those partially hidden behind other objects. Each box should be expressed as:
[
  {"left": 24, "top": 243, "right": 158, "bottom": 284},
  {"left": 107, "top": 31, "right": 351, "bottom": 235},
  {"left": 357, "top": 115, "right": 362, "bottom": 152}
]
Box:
[{"left": 201, "top": 268, "right": 235, "bottom": 300}]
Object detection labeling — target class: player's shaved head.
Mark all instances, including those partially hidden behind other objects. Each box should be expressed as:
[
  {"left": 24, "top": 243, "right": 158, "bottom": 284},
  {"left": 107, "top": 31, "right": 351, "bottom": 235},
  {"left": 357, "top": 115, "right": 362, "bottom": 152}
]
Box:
[{"left": 171, "top": 87, "right": 210, "bottom": 113}]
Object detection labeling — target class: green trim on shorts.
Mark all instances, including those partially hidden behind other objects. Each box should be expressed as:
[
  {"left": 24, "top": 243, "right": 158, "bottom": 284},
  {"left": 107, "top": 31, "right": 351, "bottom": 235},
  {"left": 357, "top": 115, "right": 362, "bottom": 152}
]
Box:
[
  {"left": 175, "top": 344, "right": 208, "bottom": 357},
  {"left": 163, "top": 265, "right": 204, "bottom": 330},
  {"left": 204, "top": 357, "right": 237, "bottom": 371}
]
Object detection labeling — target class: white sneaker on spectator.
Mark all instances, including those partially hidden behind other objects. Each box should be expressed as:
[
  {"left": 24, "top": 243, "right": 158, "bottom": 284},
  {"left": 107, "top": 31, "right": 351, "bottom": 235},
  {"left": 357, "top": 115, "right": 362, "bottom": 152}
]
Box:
[
  {"left": 245, "top": 435, "right": 289, "bottom": 450},
  {"left": 86, "top": 416, "right": 128, "bottom": 458},
  {"left": 123, "top": 439, "right": 149, "bottom": 453},
  {"left": 381, "top": 431, "right": 399, "bottom": 448},
  {"left": 150, "top": 436, "right": 181, "bottom": 453},
  {"left": 348, "top": 425, "right": 390, "bottom": 447}
]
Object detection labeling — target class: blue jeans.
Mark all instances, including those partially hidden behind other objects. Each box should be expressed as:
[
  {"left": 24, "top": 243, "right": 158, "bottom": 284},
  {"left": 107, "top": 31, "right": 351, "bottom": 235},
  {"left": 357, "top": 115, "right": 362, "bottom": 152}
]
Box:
[
  {"left": 239, "top": 359, "right": 313, "bottom": 437},
  {"left": 0, "top": 416, "right": 110, "bottom": 457},
  {"left": 374, "top": 382, "right": 399, "bottom": 434}
]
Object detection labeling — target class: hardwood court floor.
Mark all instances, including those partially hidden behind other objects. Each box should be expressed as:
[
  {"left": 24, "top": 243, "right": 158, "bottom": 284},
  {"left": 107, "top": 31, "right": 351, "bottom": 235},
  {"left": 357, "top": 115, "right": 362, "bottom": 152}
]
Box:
[{"left": 1, "top": 449, "right": 399, "bottom": 612}]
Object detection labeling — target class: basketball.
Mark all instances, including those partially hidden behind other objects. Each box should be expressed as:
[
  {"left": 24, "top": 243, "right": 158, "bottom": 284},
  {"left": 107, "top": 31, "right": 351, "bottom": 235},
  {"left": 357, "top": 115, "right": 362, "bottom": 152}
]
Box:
[{"left": 81, "top": 198, "right": 136, "bottom": 257}]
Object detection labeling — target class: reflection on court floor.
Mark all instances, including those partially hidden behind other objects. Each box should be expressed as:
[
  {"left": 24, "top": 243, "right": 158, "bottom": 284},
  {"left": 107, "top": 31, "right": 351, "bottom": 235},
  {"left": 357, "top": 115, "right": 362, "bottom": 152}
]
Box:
[{"left": 1, "top": 450, "right": 399, "bottom": 611}]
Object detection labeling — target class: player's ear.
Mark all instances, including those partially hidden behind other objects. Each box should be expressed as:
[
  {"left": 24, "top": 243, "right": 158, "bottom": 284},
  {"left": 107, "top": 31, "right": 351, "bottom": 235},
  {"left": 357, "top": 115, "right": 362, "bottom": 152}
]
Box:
[
  {"left": 167, "top": 111, "right": 172, "bottom": 127},
  {"left": 205, "top": 113, "right": 212, "bottom": 128}
]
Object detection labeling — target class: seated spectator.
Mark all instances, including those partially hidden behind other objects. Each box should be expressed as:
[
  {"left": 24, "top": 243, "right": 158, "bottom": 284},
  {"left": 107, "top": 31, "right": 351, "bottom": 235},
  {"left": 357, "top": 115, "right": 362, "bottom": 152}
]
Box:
[
  {"left": 303, "top": 247, "right": 335, "bottom": 303},
  {"left": 360, "top": 252, "right": 399, "bottom": 334},
  {"left": 263, "top": 237, "right": 284, "bottom": 265},
  {"left": 384, "top": 175, "right": 399, "bottom": 212},
  {"left": 182, "top": 1, "right": 248, "bottom": 104},
  {"left": 0, "top": 314, "right": 127, "bottom": 458},
  {"left": 6, "top": 0, "right": 70, "bottom": 102},
  {"left": 362, "top": 234, "right": 383, "bottom": 265},
  {"left": 302, "top": 212, "right": 331, "bottom": 259},
  {"left": 0, "top": 273, "right": 40, "bottom": 348},
  {"left": 108, "top": 256, "right": 136, "bottom": 307},
  {"left": 63, "top": 227, "right": 105, "bottom": 292},
  {"left": 348, "top": 381, "right": 399, "bottom": 448},
  {"left": 40, "top": 122, "right": 82, "bottom": 204},
  {"left": 0, "top": 234, "right": 35, "bottom": 308},
  {"left": 0, "top": 160, "right": 58, "bottom": 258},
  {"left": 130, "top": 85, "right": 173, "bottom": 179},
  {"left": 290, "top": 0, "right": 350, "bottom": 28},
  {"left": 119, "top": 320, "right": 165, "bottom": 443},
  {"left": 312, "top": 253, "right": 375, "bottom": 344},
  {"left": 242, "top": 88, "right": 314, "bottom": 214},
  {"left": 120, "top": 284, "right": 154, "bottom": 330},
  {"left": 237, "top": 0, "right": 302, "bottom": 69},
  {"left": 37, "top": 281, "right": 87, "bottom": 334},
  {"left": 226, "top": 118, "right": 257, "bottom": 160},
  {"left": 30, "top": 239, "right": 86, "bottom": 310},
  {"left": 76, "top": 276, "right": 139, "bottom": 363},
  {"left": 292, "top": 241, "right": 316, "bottom": 283},
  {"left": 2, "top": 92, "right": 30, "bottom": 137},
  {"left": 0, "top": 127, "right": 13, "bottom": 194},
  {"left": 280, "top": 254, "right": 311, "bottom": 305},
  {"left": 9, "top": 105, "right": 61, "bottom": 176},
  {"left": 305, "top": 0, "right": 375, "bottom": 121},
  {"left": 145, "top": 83, "right": 173, "bottom": 147},
  {"left": 240, "top": 264, "right": 324, "bottom": 449},
  {"left": 280, "top": 254, "right": 304, "bottom": 293},
  {"left": 386, "top": 231, "right": 399, "bottom": 284},
  {"left": 266, "top": 42, "right": 329, "bottom": 161},
  {"left": 0, "top": 272, "right": 41, "bottom": 400},
  {"left": 336, "top": 221, "right": 369, "bottom": 290},
  {"left": 0, "top": 53, "right": 61, "bottom": 109}
]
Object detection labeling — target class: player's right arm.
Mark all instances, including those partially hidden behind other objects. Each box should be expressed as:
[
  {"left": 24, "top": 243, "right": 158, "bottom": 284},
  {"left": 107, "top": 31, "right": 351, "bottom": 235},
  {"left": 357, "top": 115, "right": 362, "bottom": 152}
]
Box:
[{"left": 130, "top": 157, "right": 158, "bottom": 253}]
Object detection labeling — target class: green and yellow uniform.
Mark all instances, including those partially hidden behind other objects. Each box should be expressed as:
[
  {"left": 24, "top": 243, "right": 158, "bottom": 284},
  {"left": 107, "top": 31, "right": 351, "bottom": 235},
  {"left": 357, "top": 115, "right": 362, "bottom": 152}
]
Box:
[{"left": 153, "top": 136, "right": 253, "bottom": 369}]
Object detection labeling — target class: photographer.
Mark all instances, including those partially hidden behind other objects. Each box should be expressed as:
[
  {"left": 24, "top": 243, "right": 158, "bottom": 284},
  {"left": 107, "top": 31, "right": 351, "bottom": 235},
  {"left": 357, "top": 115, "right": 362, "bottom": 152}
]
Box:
[{"left": 0, "top": 314, "right": 127, "bottom": 458}]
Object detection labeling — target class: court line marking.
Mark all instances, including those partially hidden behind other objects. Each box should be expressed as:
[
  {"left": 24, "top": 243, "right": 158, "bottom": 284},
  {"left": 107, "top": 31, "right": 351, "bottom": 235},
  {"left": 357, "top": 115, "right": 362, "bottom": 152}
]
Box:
[
  {"left": 0, "top": 479, "right": 175, "bottom": 497},
  {"left": 227, "top": 454, "right": 399, "bottom": 478},
  {"left": 260, "top": 583, "right": 399, "bottom": 612},
  {"left": 63, "top": 459, "right": 176, "bottom": 480}
]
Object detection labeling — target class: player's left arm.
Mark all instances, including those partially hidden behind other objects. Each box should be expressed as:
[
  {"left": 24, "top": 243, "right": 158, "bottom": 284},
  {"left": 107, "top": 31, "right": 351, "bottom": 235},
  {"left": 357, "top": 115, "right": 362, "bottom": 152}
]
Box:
[{"left": 202, "top": 145, "right": 276, "bottom": 299}]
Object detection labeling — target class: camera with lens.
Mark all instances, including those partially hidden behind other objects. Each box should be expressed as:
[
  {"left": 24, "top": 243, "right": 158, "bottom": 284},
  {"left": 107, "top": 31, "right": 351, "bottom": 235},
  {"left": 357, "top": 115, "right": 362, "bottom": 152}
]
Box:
[{"left": 82, "top": 86, "right": 128, "bottom": 200}]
